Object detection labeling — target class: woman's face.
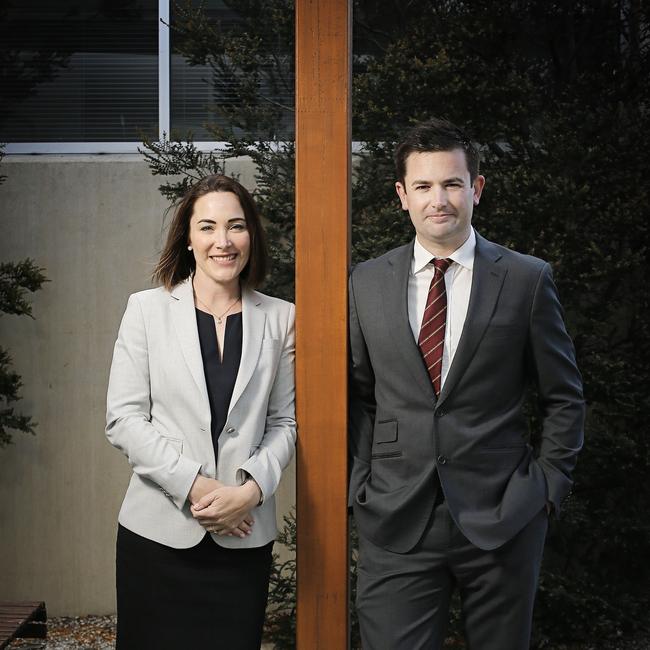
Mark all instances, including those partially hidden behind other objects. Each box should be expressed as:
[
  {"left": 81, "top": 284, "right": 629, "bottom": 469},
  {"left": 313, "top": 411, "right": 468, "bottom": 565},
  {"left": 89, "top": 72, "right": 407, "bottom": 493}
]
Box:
[{"left": 188, "top": 191, "right": 251, "bottom": 289}]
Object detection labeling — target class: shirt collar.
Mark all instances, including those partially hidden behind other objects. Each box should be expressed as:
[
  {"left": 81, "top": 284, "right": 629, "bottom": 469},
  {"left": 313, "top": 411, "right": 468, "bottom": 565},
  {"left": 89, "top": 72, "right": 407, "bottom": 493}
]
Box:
[{"left": 412, "top": 228, "right": 476, "bottom": 275}]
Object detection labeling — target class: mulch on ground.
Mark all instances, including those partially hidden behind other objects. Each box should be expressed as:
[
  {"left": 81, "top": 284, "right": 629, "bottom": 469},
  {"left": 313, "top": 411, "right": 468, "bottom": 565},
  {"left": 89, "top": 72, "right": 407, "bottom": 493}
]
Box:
[
  {"left": 6, "top": 616, "right": 276, "bottom": 649},
  {"left": 7, "top": 616, "right": 115, "bottom": 649},
  {"left": 6, "top": 616, "right": 648, "bottom": 649}
]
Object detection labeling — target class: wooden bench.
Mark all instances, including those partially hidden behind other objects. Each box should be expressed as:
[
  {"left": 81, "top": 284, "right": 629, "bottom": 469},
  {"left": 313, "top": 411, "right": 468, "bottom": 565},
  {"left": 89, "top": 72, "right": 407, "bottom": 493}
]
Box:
[{"left": 0, "top": 602, "right": 46, "bottom": 649}]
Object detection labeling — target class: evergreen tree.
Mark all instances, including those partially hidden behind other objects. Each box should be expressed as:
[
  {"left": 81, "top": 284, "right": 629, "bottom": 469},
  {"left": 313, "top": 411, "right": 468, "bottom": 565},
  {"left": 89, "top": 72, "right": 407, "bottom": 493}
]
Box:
[{"left": 0, "top": 149, "right": 48, "bottom": 448}]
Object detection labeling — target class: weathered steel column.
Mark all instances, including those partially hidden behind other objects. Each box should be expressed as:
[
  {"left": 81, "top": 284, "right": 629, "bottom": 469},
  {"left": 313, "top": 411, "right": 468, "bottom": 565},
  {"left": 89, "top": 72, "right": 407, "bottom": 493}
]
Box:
[{"left": 295, "top": 0, "right": 351, "bottom": 647}]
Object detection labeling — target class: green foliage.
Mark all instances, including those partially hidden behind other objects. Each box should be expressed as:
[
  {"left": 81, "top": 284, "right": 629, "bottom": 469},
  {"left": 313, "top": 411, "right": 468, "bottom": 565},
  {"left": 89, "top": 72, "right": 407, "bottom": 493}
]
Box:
[
  {"left": 265, "top": 509, "right": 296, "bottom": 648},
  {"left": 143, "top": 0, "right": 650, "bottom": 645},
  {"left": 0, "top": 259, "right": 48, "bottom": 317},
  {"left": 142, "top": 0, "right": 295, "bottom": 300},
  {"left": 170, "top": 0, "right": 294, "bottom": 138},
  {"left": 264, "top": 511, "right": 362, "bottom": 650},
  {"left": 0, "top": 258, "right": 48, "bottom": 448},
  {"left": 355, "top": 2, "right": 650, "bottom": 645}
]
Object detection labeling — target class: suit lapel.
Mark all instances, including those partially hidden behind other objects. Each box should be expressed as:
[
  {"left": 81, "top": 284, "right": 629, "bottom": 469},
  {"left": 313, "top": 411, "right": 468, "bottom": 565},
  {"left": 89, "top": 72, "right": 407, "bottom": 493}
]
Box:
[
  {"left": 228, "top": 288, "right": 265, "bottom": 415},
  {"left": 437, "top": 234, "right": 507, "bottom": 407},
  {"left": 169, "top": 278, "right": 210, "bottom": 409},
  {"left": 383, "top": 242, "right": 437, "bottom": 402}
]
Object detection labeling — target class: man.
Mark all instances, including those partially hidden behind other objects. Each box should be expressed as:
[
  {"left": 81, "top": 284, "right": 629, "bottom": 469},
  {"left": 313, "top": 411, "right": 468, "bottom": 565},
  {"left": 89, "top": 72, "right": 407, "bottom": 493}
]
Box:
[{"left": 349, "top": 118, "right": 584, "bottom": 649}]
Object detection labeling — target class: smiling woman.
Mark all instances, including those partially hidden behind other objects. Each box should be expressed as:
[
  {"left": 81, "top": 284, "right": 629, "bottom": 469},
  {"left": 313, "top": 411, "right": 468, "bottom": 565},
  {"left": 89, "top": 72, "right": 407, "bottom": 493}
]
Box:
[
  {"left": 106, "top": 174, "right": 296, "bottom": 649},
  {"left": 154, "top": 175, "right": 268, "bottom": 291},
  {"left": 189, "top": 192, "right": 251, "bottom": 292}
]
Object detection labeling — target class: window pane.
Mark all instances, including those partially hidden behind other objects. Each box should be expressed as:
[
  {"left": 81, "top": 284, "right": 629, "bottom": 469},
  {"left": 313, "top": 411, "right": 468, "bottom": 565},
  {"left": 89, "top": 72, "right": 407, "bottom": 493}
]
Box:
[
  {"left": 0, "top": 0, "right": 158, "bottom": 143},
  {"left": 170, "top": 0, "right": 294, "bottom": 140}
]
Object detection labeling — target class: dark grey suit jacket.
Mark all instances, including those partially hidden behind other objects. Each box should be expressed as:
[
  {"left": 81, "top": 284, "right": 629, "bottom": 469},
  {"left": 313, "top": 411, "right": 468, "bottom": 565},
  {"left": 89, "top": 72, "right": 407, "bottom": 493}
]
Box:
[{"left": 349, "top": 232, "right": 585, "bottom": 552}]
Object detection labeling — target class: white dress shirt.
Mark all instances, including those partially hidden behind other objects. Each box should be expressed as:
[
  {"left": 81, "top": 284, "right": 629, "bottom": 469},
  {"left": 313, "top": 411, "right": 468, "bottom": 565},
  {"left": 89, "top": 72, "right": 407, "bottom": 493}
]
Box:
[{"left": 408, "top": 229, "right": 476, "bottom": 390}]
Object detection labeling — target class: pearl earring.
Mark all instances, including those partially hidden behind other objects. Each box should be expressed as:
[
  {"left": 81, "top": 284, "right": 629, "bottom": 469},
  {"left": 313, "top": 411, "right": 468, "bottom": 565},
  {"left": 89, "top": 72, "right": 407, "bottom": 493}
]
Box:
[{"left": 187, "top": 245, "right": 193, "bottom": 251}]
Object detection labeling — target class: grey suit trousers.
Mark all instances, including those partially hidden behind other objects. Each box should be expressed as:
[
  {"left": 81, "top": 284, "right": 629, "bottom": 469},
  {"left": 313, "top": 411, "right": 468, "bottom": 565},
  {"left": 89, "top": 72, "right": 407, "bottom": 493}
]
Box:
[{"left": 356, "top": 501, "right": 548, "bottom": 650}]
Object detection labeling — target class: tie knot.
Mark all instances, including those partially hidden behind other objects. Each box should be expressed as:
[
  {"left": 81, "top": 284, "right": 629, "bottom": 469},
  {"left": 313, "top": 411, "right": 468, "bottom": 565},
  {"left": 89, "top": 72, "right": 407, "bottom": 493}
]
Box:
[{"left": 433, "top": 258, "right": 451, "bottom": 275}]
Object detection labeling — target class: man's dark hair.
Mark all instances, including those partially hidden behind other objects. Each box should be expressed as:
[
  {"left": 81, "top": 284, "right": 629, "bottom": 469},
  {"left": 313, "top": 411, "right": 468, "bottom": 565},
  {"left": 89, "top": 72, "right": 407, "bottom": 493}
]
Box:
[{"left": 394, "top": 118, "right": 480, "bottom": 185}]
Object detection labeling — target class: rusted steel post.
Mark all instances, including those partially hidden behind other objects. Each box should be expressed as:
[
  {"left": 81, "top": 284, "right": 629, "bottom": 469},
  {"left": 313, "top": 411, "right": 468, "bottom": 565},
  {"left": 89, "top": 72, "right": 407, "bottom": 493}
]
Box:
[{"left": 295, "top": 0, "right": 351, "bottom": 647}]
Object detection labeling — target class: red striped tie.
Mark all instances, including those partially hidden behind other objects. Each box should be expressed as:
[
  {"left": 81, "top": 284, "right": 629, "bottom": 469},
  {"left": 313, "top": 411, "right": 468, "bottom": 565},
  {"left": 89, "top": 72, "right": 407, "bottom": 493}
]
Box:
[{"left": 418, "top": 258, "right": 451, "bottom": 396}]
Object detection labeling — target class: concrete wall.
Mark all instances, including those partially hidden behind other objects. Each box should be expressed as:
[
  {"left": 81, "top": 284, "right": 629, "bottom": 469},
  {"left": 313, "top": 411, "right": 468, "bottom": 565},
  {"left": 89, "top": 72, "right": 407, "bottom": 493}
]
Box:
[{"left": 0, "top": 155, "right": 295, "bottom": 615}]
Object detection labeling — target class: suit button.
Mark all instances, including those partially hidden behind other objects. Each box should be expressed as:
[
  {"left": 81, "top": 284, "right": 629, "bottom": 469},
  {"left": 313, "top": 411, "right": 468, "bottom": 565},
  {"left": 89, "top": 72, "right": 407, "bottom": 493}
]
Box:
[
  {"left": 437, "top": 455, "right": 447, "bottom": 465},
  {"left": 435, "top": 409, "right": 446, "bottom": 417},
  {"left": 226, "top": 427, "right": 236, "bottom": 434}
]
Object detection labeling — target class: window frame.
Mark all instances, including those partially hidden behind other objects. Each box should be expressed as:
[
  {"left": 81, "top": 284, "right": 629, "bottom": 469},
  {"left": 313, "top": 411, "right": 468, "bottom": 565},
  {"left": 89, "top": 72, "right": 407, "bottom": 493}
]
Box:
[{"left": 4, "top": 0, "right": 225, "bottom": 155}]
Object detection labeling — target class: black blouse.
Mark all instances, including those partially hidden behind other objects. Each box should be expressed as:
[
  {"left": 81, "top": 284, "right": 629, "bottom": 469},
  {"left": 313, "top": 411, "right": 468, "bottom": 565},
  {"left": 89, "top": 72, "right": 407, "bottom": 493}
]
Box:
[{"left": 195, "top": 309, "right": 243, "bottom": 459}]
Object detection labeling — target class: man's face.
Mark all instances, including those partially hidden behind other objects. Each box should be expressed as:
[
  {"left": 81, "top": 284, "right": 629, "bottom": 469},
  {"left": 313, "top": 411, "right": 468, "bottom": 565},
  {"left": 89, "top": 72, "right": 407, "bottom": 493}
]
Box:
[{"left": 395, "top": 149, "right": 485, "bottom": 254}]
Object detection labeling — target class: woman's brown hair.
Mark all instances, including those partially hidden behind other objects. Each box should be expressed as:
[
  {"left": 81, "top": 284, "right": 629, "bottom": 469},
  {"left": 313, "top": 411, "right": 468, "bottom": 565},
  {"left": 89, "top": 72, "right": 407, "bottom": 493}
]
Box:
[{"left": 153, "top": 175, "right": 268, "bottom": 291}]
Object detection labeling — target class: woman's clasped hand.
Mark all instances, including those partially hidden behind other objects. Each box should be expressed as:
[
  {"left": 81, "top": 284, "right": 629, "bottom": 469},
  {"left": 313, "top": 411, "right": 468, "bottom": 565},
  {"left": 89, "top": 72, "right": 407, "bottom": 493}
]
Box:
[{"left": 189, "top": 475, "right": 260, "bottom": 537}]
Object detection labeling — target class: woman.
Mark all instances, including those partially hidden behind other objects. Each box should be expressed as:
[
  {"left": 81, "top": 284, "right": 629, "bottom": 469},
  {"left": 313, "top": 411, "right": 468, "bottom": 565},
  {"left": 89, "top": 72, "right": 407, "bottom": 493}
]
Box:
[{"left": 106, "top": 174, "right": 296, "bottom": 649}]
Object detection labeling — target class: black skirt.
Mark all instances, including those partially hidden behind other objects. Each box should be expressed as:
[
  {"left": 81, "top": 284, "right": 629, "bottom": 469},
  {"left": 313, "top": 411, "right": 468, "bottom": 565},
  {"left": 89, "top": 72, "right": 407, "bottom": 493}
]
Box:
[{"left": 116, "top": 524, "right": 274, "bottom": 649}]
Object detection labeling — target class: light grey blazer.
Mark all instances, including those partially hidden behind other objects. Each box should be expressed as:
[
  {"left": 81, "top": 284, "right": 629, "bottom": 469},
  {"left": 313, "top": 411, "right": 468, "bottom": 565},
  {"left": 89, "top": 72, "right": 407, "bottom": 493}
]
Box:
[{"left": 106, "top": 277, "right": 296, "bottom": 549}]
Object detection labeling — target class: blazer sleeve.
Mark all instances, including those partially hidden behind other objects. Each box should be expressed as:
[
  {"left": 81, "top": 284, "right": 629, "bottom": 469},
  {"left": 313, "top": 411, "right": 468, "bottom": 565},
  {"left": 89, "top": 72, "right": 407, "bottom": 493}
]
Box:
[
  {"left": 105, "top": 294, "right": 202, "bottom": 510},
  {"left": 348, "top": 272, "right": 376, "bottom": 508},
  {"left": 236, "top": 302, "right": 296, "bottom": 502},
  {"left": 528, "top": 263, "right": 585, "bottom": 513}
]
